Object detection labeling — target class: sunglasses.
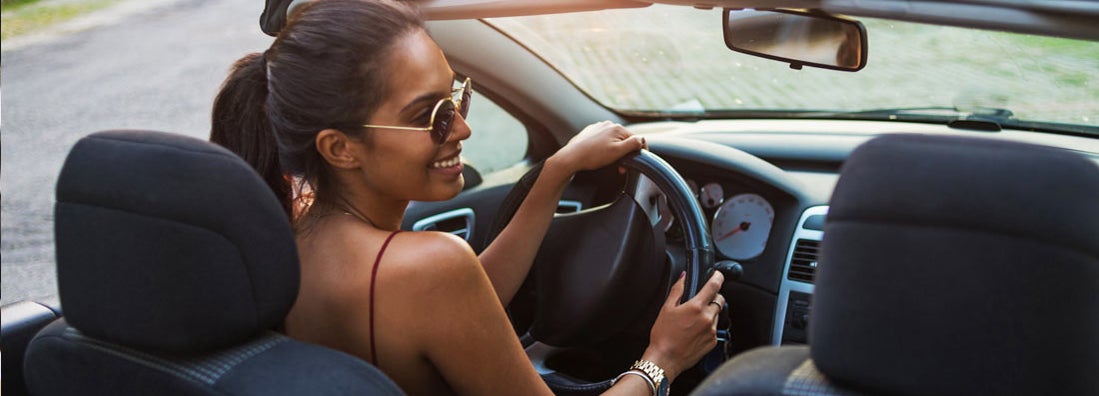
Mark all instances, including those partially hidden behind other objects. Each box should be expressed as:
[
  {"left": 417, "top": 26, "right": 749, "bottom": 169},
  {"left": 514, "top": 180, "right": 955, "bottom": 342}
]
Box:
[{"left": 362, "top": 77, "right": 472, "bottom": 146}]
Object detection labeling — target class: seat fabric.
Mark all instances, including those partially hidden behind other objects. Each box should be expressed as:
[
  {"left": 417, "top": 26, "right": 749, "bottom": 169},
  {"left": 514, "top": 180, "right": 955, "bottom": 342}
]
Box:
[
  {"left": 692, "top": 134, "right": 1099, "bottom": 396},
  {"left": 691, "top": 346, "right": 865, "bottom": 396},
  {"left": 24, "top": 130, "right": 404, "bottom": 395},
  {"left": 27, "top": 319, "right": 400, "bottom": 396},
  {"left": 813, "top": 134, "right": 1099, "bottom": 395}
]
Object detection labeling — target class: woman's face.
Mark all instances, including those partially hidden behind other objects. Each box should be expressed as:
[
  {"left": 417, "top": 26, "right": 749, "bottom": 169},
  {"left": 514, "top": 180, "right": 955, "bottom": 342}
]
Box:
[{"left": 356, "top": 29, "right": 472, "bottom": 202}]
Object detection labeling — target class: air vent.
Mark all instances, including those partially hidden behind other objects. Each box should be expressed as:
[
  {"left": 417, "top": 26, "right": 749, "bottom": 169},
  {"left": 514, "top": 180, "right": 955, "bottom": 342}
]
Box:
[
  {"left": 788, "top": 239, "right": 821, "bottom": 283},
  {"left": 412, "top": 208, "right": 475, "bottom": 242}
]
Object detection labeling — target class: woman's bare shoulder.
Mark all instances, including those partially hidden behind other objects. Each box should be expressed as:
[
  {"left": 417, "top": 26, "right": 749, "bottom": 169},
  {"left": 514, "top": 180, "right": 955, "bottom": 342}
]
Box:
[
  {"left": 299, "top": 213, "right": 478, "bottom": 285},
  {"left": 291, "top": 223, "right": 486, "bottom": 328},
  {"left": 373, "top": 231, "right": 492, "bottom": 345},
  {"left": 381, "top": 231, "right": 482, "bottom": 288},
  {"left": 390, "top": 230, "right": 474, "bottom": 259}
]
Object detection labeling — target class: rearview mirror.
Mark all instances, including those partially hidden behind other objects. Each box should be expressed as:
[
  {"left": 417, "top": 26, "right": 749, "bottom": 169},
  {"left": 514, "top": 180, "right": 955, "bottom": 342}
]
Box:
[{"left": 723, "top": 9, "right": 867, "bottom": 72}]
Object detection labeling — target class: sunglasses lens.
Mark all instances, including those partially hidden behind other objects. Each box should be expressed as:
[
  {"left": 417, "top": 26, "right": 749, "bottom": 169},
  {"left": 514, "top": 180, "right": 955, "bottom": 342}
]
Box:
[{"left": 432, "top": 100, "right": 457, "bottom": 145}]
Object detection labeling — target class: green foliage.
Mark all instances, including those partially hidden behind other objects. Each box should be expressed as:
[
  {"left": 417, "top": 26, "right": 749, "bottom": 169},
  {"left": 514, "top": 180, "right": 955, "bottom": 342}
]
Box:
[
  {"left": 2, "top": 0, "right": 120, "bottom": 40},
  {"left": 2, "top": 0, "right": 41, "bottom": 9}
]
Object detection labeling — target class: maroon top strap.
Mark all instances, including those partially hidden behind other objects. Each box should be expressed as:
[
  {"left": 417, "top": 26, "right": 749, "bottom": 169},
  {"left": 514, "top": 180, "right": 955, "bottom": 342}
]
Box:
[{"left": 369, "top": 230, "right": 402, "bottom": 366}]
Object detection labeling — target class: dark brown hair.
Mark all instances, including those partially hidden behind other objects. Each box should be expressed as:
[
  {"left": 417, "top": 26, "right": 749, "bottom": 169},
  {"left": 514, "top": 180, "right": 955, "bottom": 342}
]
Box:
[{"left": 211, "top": 0, "right": 424, "bottom": 218}]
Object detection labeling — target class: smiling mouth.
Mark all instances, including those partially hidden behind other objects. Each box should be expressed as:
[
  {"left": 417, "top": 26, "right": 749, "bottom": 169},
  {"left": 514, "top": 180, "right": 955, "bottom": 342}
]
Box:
[{"left": 430, "top": 155, "right": 461, "bottom": 169}]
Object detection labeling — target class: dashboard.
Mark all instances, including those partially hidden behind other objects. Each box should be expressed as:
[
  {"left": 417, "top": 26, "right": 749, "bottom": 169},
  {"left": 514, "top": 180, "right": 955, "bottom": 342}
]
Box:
[
  {"left": 628, "top": 119, "right": 1099, "bottom": 353},
  {"left": 415, "top": 118, "right": 1099, "bottom": 358},
  {"left": 627, "top": 150, "right": 828, "bottom": 353}
]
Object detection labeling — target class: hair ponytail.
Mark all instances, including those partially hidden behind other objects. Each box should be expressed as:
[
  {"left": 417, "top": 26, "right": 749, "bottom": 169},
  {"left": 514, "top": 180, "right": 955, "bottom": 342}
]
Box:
[{"left": 211, "top": 52, "right": 293, "bottom": 218}]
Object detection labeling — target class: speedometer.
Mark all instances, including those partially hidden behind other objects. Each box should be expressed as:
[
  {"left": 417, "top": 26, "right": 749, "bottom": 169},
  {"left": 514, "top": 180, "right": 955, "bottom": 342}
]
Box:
[{"left": 712, "top": 193, "right": 774, "bottom": 260}]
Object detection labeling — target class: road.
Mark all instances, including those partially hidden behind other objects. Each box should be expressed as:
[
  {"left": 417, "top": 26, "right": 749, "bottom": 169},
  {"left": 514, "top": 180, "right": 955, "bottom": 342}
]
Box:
[{"left": 2, "top": 0, "right": 272, "bottom": 304}]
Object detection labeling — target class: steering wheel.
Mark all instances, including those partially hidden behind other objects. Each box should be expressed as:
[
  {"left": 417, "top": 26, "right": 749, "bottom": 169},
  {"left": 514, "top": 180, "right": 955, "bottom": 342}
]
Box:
[
  {"left": 619, "top": 150, "right": 715, "bottom": 303},
  {"left": 485, "top": 149, "right": 714, "bottom": 387}
]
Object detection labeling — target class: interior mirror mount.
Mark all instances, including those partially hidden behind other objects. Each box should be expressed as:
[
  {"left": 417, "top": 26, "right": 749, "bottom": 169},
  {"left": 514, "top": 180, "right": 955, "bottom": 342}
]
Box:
[{"left": 723, "top": 8, "right": 868, "bottom": 72}]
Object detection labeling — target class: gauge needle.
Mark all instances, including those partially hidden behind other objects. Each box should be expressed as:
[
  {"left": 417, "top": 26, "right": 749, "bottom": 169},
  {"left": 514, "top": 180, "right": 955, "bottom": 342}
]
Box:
[{"left": 717, "top": 222, "right": 751, "bottom": 241}]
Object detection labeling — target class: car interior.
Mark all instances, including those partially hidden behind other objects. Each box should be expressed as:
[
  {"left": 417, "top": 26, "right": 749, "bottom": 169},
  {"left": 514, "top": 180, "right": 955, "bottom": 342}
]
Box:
[{"left": 3, "top": 0, "right": 1098, "bottom": 395}]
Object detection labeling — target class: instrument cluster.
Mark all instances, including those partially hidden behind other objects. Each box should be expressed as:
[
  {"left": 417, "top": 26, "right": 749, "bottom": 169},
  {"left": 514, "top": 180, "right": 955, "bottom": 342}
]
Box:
[{"left": 686, "top": 179, "right": 775, "bottom": 260}]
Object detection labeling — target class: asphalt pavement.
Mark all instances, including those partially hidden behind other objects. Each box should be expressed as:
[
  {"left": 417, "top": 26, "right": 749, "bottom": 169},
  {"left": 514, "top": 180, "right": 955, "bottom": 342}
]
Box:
[{"left": 2, "top": 0, "right": 273, "bottom": 304}]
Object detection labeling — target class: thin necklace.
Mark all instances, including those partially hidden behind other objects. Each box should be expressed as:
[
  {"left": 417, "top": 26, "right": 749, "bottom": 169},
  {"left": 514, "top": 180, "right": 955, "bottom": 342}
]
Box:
[
  {"left": 334, "top": 196, "right": 377, "bottom": 228},
  {"left": 342, "top": 210, "right": 373, "bottom": 225}
]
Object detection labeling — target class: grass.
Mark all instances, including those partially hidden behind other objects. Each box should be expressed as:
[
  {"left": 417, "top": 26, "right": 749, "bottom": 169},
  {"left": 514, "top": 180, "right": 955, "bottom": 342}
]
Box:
[
  {"left": 1013, "top": 34, "right": 1099, "bottom": 59},
  {"left": 2, "top": 0, "right": 41, "bottom": 7},
  {"left": 1, "top": 0, "right": 122, "bottom": 41}
]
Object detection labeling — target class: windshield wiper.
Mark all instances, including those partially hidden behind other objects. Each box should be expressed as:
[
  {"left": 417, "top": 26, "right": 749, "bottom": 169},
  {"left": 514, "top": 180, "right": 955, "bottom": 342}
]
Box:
[
  {"left": 821, "top": 106, "right": 1015, "bottom": 132},
  {"left": 837, "top": 106, "right": 1014, "bottom": 120},
  {"left": 812, "top": 106, "right": 1098, "bottom": 137}
]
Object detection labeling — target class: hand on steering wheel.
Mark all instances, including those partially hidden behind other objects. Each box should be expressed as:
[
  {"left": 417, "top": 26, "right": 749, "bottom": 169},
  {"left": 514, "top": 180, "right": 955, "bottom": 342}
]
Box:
[
  {"left": 644, "top": 270, "right": 727, "bottom": 382},
  {"left": 549, "top": 121, "right": 647, "bottom": 174},
  {"left": 486, "top": 121, "right": 722, "bottom": 393}
]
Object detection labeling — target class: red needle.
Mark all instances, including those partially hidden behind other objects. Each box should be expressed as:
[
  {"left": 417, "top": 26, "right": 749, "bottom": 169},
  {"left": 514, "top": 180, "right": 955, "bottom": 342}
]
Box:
[{"left": 717, "top": 222, "right": 751, "bottom": 241}]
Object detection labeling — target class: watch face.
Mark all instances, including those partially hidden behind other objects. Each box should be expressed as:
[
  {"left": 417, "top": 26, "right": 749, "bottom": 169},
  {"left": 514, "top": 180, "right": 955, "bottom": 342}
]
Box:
[{"left": 657, "top": 378, "right": 670, "bottom": 396}]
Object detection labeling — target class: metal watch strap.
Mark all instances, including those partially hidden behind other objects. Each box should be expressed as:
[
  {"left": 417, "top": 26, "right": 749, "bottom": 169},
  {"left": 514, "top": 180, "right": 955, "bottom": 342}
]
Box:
[{"left": 630, "top": 360, "right": 666, "bottom": 393}]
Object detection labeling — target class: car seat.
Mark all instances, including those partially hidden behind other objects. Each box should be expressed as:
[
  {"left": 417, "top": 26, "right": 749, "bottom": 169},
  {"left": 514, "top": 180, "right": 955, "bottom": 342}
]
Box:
[
  {"left": 23, "top": 130, "right": 404, "bottom": 395},
  {"left": 692, "top": 134, "right": 1099, "bottom": 395}
]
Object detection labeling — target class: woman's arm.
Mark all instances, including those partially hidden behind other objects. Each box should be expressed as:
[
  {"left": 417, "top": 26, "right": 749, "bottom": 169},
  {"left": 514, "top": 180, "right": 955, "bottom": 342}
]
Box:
[
  {"left": 475, "top": 157, "right": 570, "bottom": 306},
  {"left": 394, "top": 233, "right": 724, "bottom": 396},
  {"left": 477, "top": 121, "right": 646, "bottom": 305},
  {"left": 408, "top": 233, "right": 555, "bottom": 395}
]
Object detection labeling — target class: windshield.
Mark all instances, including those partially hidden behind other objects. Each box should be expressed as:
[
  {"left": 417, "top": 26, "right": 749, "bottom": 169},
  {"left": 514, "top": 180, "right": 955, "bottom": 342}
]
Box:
[{"left": 487, "top": 5, "right": 1098, "bottom": 131}]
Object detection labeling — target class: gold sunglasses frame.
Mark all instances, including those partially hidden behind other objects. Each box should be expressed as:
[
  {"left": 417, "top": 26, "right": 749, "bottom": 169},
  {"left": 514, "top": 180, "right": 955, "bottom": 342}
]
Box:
[{"left": 361, "top": 77, "right": 472, "bottom": 143}]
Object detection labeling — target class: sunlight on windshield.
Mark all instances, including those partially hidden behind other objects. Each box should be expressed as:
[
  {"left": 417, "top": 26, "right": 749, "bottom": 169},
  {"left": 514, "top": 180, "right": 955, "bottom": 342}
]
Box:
[{"left": 488, "top": 5, "right": 1098, "bottom": 128}]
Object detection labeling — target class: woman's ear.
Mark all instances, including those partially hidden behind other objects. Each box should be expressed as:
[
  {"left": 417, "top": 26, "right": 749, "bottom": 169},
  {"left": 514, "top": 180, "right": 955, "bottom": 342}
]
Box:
[{"left": 315, "top": 129, "right": 363, "bottom": 170}]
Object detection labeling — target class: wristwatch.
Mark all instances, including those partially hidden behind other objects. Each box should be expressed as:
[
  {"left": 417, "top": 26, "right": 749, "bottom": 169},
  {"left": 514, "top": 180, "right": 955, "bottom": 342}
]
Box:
[{"left": 631, "top": 360, "right": 670, "bottom": 396}]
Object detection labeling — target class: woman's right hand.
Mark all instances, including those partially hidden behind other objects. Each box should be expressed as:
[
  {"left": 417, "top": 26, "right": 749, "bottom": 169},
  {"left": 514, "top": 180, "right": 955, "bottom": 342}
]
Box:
[{"left": 641, "top": 270, "right": 727, "bottom": 382}]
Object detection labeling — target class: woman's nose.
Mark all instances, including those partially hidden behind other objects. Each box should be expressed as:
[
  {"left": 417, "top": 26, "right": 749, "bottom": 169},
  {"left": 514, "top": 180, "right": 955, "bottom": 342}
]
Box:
[{"left": 449, "top": 112, "right": 472, "bottom": 142}]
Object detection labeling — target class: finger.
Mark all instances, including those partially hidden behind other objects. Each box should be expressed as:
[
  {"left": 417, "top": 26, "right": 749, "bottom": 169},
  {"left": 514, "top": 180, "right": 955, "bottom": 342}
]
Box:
[
  {"left": 709, "top": 295, "right": 726, "bottom": 330},
  {"left": 689, "top": 270, "right": 726, "bottom": 305},
  {"left": 706, "top": 294, "right": 726, "bottom": 317},
  {"left": 664, "top": 272, "right": 686, "bottom": 308},
  {"left": 707, "top": 294, "right": 725, "bottom": 310},
  {"left": 706, "top": 293, "right": 725, "bottom": 309},
  {"left": 615, "top": 135, "right": 646, "bottom": 156},
  {"left": 606, "top": 123, "right": 631, "bottom": 139},
  {"left": 595, "top": 120, "right": 614, "bottom": 134}
]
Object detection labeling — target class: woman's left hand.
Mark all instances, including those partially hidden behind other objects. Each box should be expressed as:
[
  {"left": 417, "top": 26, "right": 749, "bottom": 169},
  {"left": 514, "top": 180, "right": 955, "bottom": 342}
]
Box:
[{"left": 549, "top": 121, "right": 647, "bottom": 174}]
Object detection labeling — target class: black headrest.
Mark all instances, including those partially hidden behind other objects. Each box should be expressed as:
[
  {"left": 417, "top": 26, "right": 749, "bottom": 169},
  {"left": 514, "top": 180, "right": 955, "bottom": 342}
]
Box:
[
  {"left": 54, "top": 130, "right": 299, "bottom": 354},
  {"left": 811, "top": 134, "right": 1099, "bottom": 395}
]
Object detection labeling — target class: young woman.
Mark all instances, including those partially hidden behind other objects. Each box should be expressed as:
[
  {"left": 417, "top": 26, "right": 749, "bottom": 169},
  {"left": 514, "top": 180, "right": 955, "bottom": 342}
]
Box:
[{"left": 211, "top": 1, "right": 726, "bottom": 395}]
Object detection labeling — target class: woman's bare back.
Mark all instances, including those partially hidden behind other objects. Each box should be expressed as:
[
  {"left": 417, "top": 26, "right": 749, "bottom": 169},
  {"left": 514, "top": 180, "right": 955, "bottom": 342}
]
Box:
[{"left": 284, "top": 214, "right": 540, "bottom": 395}]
